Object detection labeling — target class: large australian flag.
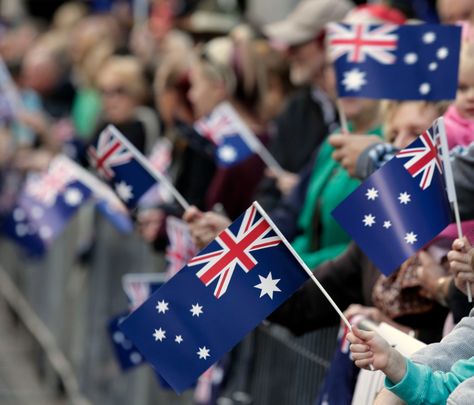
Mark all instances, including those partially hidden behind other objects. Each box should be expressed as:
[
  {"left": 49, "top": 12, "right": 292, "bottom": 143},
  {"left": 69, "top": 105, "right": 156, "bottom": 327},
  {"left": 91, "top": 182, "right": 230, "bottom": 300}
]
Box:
[
  {"left": 332, "top": 118, "right": 452, "bottom": 275},
  {"left": 119, "top": 202, "right": 309, "bottom": 392},
  {"left": 328, "top": 23, "right": 461, "bottom": 100},
  {"left": 1, "top": 155, "right": 92, "bottom": 255}
]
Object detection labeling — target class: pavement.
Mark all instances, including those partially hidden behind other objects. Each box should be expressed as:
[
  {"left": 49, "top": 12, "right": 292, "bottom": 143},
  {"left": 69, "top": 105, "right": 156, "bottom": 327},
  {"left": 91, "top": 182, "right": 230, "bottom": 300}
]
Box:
[{"left": 0, "top": 296, "right": 63, "bottom": 405}]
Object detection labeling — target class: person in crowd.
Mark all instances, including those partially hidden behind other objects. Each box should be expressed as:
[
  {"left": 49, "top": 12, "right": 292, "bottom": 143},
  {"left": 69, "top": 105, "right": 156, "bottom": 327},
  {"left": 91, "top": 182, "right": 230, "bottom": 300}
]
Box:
[
  {"left": 257, "top": 0, "right": 351, "bottom": 211},
  {"left": 91, "top": 55, "right": 149, "bottom": 152},
  {"left": 349, "top": 237, "right": 474, "bottom": 405},
  {"left": 436, "top": 0, "right": 474, "bottom": 24}
]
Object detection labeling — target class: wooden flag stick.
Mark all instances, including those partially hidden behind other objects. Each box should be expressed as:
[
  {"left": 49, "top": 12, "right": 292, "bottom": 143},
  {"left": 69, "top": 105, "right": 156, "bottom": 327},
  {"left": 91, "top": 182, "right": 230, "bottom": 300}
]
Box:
[
  {"left": 337, "top": 99, "right": 350, "bottom": 134},
  {"left": 437, "top": 118, "right": 472, "bottom": 302},
  {"left": 108, "top": 125, "right": 190, "bottom": 211},
  {"left": 254, "top": 201, "right": 352, "bottom": 330}
]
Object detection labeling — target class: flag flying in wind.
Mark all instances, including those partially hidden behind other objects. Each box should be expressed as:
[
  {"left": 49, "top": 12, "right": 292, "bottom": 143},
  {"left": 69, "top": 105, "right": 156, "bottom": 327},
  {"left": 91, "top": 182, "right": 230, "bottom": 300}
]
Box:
[
  {"left": 332, "top": 118, "right": 452, "bottom": 275},
  {"left": 119, "top": 202, "right": 309, "bottom": 392},
  {"left": 88, "top": 125, "right": 157, "bottom": 209},
  {"left": 328, "top": 23, "right": 461, "bottom": 100},
  {"left": 194, "top": 102, "right": 262, "bottom": 166},
  {"left": 1, "top": 155, "right": 92, "bottom": 255}
]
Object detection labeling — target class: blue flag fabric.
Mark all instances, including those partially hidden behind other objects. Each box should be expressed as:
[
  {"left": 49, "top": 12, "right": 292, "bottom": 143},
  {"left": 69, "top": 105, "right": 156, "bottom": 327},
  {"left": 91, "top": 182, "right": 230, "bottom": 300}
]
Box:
[
  {"left": 328, "top": 23, "right": 461, "bottom": 100},
  {"left": 194, "top": 102, "right": 259, "bottom": 167},
  {"left": 108, "top": 312, "right": 146, "bottom": 371},
  {"left": 119, "top": 202, "right": 309, "bottom": 392},
  {"left": 332, "top": 120, "right": 452, "bottom": 275},
  {"left": 88, "top": 125, "right": 157, "bottom": 209},
  {"left": 1, "top": 156, "right": 92, "bottom": 255}
]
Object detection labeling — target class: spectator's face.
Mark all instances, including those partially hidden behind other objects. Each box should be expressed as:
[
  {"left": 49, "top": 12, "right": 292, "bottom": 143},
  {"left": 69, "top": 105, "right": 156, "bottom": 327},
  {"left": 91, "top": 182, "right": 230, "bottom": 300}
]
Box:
[
  {"left": 99, "top": 75, "right": 137, "bottom": 124},
  {"left": 437, "top": 0, "right": 473, "bottom": 23},
  {"left": 21, "top": 51, "right": 59, "bottom": 94},
  {"left": 340, "top": 98, "right": 379, "bottom": 122},
  {"left": 386, "top": 102, "right": 438, "bottom": 148},
  {"left": 455, "top": 64, "right": 474, "bottom": 120},
  {"left": 188, "top": 63, "right": 226, "bottom": 119},
  {"left": 287, "top": 40, "right": 325, "bottom": 85}
]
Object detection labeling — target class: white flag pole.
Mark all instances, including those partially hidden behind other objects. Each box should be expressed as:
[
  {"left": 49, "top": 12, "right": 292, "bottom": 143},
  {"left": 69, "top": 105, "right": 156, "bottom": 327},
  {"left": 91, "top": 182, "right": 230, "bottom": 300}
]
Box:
[
  {"left": 221, "top": 103, "right": 285, "bottom": 176},
  {"left": 108, "top": 125, "right": 191, "bottom": 211},
  {"left": 437, "top": 117, "right": 471, "bottom": 302},
  {"left": 337, "top": 99, "right": 350, "bottom": 134},
  {"left": 254, "top": 201, "right": 352, "bottom": 330}
]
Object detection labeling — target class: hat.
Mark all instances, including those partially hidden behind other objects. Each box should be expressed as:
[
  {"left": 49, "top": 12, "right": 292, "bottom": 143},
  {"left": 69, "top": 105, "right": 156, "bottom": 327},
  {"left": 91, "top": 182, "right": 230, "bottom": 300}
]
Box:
[
  {"left": 344, "top": 4, "right": 406, "bottom": 24},
  {"left": 263, "top": 0, "right": 353, "bottom": 47}
]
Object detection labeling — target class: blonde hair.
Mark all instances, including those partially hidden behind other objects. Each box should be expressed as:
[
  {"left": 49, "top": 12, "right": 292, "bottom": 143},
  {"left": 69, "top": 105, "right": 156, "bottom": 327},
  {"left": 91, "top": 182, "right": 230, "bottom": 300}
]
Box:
[
  {"left": 382, "top": 100, "right": 449, "bottom": 142},
  {"left": 459, "top": 40, "right": 474, "bottom": 76},
  {"left": 97, "top": 56, "right": 148, "bottom": 102}
]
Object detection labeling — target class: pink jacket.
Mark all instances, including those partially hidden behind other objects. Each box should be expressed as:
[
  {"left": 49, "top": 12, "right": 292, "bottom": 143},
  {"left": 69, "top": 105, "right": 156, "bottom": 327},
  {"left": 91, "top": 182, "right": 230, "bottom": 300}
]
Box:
[{"left": 444, "top": 105, "right": 474, "bottom": 149}]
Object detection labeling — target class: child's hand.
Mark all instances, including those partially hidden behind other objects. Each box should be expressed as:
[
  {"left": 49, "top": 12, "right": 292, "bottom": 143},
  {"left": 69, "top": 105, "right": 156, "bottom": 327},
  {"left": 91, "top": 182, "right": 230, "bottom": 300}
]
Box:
[
  {"left": 347, "top": 326, "right": 407, "bottom": 383},
  {"left": 347, "top": 325, "right": 392, "bottom": 371},
  {"left": 448, "top": 237, "right": 474, "bottom": 296}
]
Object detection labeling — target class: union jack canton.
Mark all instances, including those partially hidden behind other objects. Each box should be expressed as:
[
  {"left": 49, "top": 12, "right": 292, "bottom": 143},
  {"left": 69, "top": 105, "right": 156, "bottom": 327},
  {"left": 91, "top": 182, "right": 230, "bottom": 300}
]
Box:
[{"left": 119, "top": 202, "right": 309, "bottom": 392}]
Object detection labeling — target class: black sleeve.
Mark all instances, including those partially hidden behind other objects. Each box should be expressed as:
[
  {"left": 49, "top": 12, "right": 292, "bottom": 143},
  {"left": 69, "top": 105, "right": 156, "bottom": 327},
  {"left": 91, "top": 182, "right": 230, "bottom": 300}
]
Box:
[{"left": 268, "top": 243, "right": 365, "bottom": 336}]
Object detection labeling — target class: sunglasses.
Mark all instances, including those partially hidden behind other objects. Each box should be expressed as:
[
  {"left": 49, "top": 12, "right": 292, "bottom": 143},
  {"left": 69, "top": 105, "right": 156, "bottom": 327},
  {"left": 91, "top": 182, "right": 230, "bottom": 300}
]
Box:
[{"left": 100, "top": 86, "right": 130, "bottom": 97}]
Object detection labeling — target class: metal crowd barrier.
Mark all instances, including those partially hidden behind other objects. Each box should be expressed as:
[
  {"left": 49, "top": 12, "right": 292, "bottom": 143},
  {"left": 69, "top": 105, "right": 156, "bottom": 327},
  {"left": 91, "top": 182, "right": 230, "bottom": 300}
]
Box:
[{"left": 0, "top": 203, "right": 339, "bottom": 405}]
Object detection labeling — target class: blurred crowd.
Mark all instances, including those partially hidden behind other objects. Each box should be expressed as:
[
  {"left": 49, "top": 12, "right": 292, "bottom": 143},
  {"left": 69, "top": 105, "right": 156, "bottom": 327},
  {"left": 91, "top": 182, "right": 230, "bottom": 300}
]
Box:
[{"left": 1, "top": 0, "right": 474, "bottom": 403}]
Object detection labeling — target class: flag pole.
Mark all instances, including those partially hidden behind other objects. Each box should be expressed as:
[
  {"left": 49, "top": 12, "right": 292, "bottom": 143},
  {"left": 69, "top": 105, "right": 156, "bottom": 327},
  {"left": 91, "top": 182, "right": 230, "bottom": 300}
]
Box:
[
  {"left": 108, "top": 125, "right": 191, "bottom": 211},
  {"left": 337, "top": 99, "right": 350, "bottom": 134},
  {"left": 437, "top": 118, "right": 472, "bottom": 302},
  {"left": 254, "top": 201, "right": 352, "bottom": 330}
]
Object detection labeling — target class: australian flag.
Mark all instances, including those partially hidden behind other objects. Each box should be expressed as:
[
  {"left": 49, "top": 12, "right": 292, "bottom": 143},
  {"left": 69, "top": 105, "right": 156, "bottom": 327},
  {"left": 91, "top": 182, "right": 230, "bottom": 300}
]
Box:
[
  {"left": 122, "top": 272, "right": 166, "bottom": 311},
  {"left": 194, "top": 102, "right": 260, "bottom": 166},
  {"left": 1, "top": 156, "right": 92, "bottom": 255},
  {"left": 328, "top": 23, "right": 461, "bottom": 100},
  {"left": 332, "top": 119, "right": 452, "bottom": 275},
  {"left": 119, "top": 202, "right": 309, "bottom": 392},
  {"left": 165, "top": 216, "right": 197, "bottom": 279},
  {"left": 88, "top": 125, "right": 157, "bottom": 209}
]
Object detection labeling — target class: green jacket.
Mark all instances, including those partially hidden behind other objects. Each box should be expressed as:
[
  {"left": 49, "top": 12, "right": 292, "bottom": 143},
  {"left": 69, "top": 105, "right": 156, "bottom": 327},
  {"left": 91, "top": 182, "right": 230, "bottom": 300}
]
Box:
[
  {"left": 386, "top": 356, "right": 474, "bottom": 405},
  {"left": 291, "top": 125, "right": 382, "bottom": 269}
]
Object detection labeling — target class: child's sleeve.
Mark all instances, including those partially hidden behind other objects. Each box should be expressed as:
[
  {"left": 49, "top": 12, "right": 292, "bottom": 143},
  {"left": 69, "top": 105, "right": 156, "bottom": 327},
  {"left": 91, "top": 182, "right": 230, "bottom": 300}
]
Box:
[{"left": 385, "top": 356, "right": 474, "bottom": 405}]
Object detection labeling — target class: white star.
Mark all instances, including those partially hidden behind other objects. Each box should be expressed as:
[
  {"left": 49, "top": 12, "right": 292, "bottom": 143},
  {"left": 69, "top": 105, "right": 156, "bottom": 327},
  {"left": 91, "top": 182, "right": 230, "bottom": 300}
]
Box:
[
  {"left": 254, "top": 272, "right": 281, "bottom": 299},
  {"left": 39, "top": 226, "right": 53, "bottom": 239},
  {"left": 437, "top": 47, "right": 449, "bottom": 60},
  {"left": 64, "top": 188, "right": 83, "bottom": 206},
  {"left": 31, "top": 206, "right": 44, "bottom": 220},
  {"left": 153, "top": 328, "right": 166, "bottom": 342},
  {"left": 342, "top": 68, "right": 367, "bottom": 91},
  {"left": 366, "top": 187, "right": 379, "bottom": 200},
  {"left": 218, "top": 145, "right": 237, "bottom": 163},
  {"left": 428, "top": 62, "right": 438, "bottom": 71},
  {"left": 129, "top": 352, "right": 142, "bottom": 364},
  {"left": 404, "top": 232, "right": 418, "bottom": 244},
  {"left": 115, "top": 181, "right": 134, "bottom": 202},
  {"left": 175, "top": 335, "right": 183, "bottom": 344},
  {"left": 113, "top": 331, "right": 125, "bottom": 343},
  {"left": 15, "top": 223, "right": 28, "bottom": 237},
  {"left": 156, "top": 300, "right": 169, "bottom": 314},
  {"left": 363, "top": 214, "right": 376, "bottom": 227},
  {"left": 419, "top": 83, "right": 431, "bottom": 95},
  {"left": 197, "top": 346, "right": 210, "bottom": 360},
  {"left": 383, "top": 221, "right": 392, "bottom": 229},
  {"left": 404, "top": 53, "right": 418, "bottom": 64},
  {"left": 398, "top": 192, "right": 411, "bottom": 204},
  {"left": 13, "top": 208, "right": 26, "bottom": 222},
  {"left": 423, "top": 32, "right": 436, "bottom": 44},
  {"left": 190, "top": 303, "right": 203, "bottom": 317}
]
